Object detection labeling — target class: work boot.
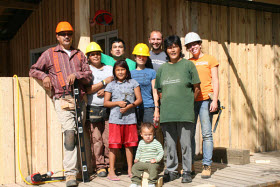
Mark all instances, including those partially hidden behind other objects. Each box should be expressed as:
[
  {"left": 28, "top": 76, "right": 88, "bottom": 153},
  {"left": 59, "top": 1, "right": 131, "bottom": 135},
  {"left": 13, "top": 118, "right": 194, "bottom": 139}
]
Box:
[
  {"left": 163, "top": 171, "right": 180, "bottom": 183},
  {"left": 66, "top": 175, "right": 77, "bottom": 187},
  {"left": 201, "top": 165, "right": 211, "bottom": 179},
  {"left": 97, "top": 168, "right": 107, "bottom": 177},
  {"left": 181, "top": 172, "right": 192, "bottom": 183}
]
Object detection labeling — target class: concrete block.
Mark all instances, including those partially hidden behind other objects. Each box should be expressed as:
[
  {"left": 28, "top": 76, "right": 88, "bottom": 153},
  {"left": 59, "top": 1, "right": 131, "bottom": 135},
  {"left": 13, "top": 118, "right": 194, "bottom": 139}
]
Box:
[{"left": 212, "top": 147, "right": 250, "bottom": 165}]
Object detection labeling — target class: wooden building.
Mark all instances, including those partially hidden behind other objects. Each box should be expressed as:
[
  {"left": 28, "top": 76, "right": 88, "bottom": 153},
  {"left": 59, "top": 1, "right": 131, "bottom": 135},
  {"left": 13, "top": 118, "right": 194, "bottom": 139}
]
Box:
[{"left": 0, "top": 0, "right": 280, "bottom": 185}]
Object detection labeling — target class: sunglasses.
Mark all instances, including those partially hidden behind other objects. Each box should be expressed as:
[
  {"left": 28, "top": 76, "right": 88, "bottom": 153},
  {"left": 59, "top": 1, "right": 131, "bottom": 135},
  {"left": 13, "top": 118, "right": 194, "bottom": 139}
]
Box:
[
  {"left": 88, "top": 52, "right": 101, "bottom": 56},
  {"left": 58, "top": 32, "right": 73, "bottom": 37}
]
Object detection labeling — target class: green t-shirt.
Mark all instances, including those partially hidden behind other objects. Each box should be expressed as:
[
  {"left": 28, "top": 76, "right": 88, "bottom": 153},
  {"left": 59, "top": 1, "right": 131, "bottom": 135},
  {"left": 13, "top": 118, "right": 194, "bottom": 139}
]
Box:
[
  {"left": 155, "top": 58, "right": 200, "bottom": 123},
  {"left": 101, "top": 53, "right": 136, "bottom": 71}
]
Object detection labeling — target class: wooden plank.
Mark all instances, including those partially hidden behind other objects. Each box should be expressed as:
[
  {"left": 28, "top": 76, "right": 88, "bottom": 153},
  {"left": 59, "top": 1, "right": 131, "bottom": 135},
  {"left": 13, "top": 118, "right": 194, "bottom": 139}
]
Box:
[
  {"left": 30, "top": 78, "right": 48, "bottom": 174},
  {"left": 0, "top": 41, "right": 8, "bottom": 76},
  {"left": 210, "top": 4, "right": 220, "bottom": 147},
  {"left": 122, "top": 0, "right": 129, "bottom": 54},
  {"left": 263, "top": 12, "right": 274, "bottom": 151},
  {"left": 190, "top": 1, "right": 198, "bottom": 33},
  {"left": 74, "top": 0, "right": 90, "bottom": 53},
  {"left": 166, "top": 0, "right": 176, "bottom": 35},
  {"left": 128, "top": 0, "right": 136, "bottom": 57},
  {"left": 229, "top": 7, "right": 238, "bottom": 149},
  {"left": 46, "top": 94, "right": 63, "bottom": 176},
  {"left": 136, "top": 0, "right": 144, "bottom": 43},
  {"left": 256, "top": 10, "right": 265, "bottom": 152},
  {"left": 39, "top": 2, "right": 43, "bottom": 47},
  {"left": 116, "top": 0, "right": 123, "bottom": 40},
  {"left": 14, "top": 77, "right": 31, "bottom": 183},
  {"left": 110, "top": 0, "right": 117, "bottom": 31},
  {"left": 236, "top": 7, "right": 247, "bottom": 150},
  {"left": 99, "top": 0, "right": 106, "bottom": 33},
  {"left": 273, "top": 13, "right": 280, "bottom": 150},
  {"left": 182, "top": 0, "right": 190, "bottom": 58},
  {"left": 0, "top": 78, "right": 15, "bottom": 184},
  {"left": 94, "top": 0, "right": 100, "bottom": 34},
  {"left": 218, "top": 5, "right": 230, "bottom": 149},
  {"left": 160, "top": 0, "right": 167, "bottom": 38},
  {"left": 199, "top": 3, "right": 209, "bottom": 55},
  {"left": 41, "top": 0, "right": 46, "bottom": 46},
  {"left": 246, "top": 9, "right": 258, "bottom": 152}
]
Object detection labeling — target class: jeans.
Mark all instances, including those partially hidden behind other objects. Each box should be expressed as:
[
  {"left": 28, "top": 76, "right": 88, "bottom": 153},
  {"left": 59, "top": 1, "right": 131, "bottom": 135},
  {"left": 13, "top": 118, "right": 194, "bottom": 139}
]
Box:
[
  {"left": 192, "top": 100, "right": 213, "bottom": 166},
  {"left": 161, "top": 122, "right": 193, "bottom": 173},
  {"left": 136, "top": 107, "right": 155, "bottom": 125}
]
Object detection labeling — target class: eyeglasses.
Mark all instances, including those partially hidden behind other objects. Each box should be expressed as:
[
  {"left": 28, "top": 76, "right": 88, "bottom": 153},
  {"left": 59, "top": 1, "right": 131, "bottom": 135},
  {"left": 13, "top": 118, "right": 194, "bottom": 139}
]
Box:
[
  {"left": 58, "top": 32, "right": 73, "bottom": 37},
  {"left": 88, "top": 52, "right": 101, "bottom": 56}
]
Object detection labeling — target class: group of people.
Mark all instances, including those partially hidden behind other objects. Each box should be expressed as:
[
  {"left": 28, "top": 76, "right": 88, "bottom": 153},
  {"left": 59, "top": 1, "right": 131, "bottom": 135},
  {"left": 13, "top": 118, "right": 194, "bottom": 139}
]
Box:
[{"left": 29, "top": 21, "right": 219, "bottom": 187}]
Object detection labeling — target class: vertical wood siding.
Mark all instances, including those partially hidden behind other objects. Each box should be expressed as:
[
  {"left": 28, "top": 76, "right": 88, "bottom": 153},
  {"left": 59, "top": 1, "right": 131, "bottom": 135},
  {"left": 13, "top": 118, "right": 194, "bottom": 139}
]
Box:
[
  {"left": 7, "top": 0, "right": 74, "bottom": 77},
  {"left": 89, "top": 0, "right": 280, "bottom": 153},
  {"left": 0, "top": 0, "right": 280, "bottom": 184}
]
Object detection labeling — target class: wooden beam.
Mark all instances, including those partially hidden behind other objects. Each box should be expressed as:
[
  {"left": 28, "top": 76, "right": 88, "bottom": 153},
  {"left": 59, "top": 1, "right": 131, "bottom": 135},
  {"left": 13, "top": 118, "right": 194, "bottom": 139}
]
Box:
[
  {"left": 74, "top": 0, "right": 90, "bottom": 54},
  {"left": 252, "top": 0, "right": 280, "bottom": 6},
  {"left": 0, "top": 0, "right": 39, "bottom": 10}
]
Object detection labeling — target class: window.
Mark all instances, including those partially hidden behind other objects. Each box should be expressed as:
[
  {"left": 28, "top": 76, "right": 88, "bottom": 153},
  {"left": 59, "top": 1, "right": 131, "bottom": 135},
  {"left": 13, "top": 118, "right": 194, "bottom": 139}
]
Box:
[
  {"left": 92, "top": 30, "right": 118, "bottom": 55},
  {"left": 30, "top": 44, "right": 56, "bottom": 67}
]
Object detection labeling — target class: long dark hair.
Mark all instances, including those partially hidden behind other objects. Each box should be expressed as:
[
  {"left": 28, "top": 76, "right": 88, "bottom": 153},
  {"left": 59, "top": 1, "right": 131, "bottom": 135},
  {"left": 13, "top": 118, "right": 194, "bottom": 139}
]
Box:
[
  {"left": 164, "top": 35, "right": 185, "bottom": 61},
  {"left": 134, "top": 56, "right": 154, "bottom": 69},
  {"left": 113, "top": 60, "right": 131, "bottom": 82}
]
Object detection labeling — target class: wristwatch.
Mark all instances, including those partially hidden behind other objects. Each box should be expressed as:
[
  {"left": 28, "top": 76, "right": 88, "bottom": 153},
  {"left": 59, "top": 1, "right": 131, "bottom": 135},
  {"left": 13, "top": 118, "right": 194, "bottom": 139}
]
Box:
[{"left": 101, "top": 80, "right": 107, "bottom": 86}]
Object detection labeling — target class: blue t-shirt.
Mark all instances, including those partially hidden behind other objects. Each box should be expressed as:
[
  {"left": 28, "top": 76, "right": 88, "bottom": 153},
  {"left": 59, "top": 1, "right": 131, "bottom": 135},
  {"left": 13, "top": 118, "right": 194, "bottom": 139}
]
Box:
[
  {"left": 105, "top": 79, "right": 139, "bottom": 124},
  {"left": 131, "top": 68, "right": 156, "bottom": 108}
]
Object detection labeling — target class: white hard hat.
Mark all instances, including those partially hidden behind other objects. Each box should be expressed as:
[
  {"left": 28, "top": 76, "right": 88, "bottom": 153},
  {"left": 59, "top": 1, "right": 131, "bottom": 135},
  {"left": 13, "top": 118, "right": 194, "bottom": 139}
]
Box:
[{"left": 184, "top": 32, "right": 202, "bottom": 45}]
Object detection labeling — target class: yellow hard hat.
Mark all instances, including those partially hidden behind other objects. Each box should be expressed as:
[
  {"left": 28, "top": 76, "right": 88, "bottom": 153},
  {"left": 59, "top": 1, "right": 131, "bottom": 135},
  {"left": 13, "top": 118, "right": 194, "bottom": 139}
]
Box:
[
  {"left": 132, "top": 43, "right": 150, "bottom": 56},
  {"left": 85, "top": 42, "right": 103, "bottom": 55}
]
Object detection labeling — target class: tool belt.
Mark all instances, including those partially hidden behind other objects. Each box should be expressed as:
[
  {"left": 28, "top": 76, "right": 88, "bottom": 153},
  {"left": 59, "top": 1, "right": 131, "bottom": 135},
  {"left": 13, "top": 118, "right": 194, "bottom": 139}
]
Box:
[
  {"left": 86, "top": 105, "right": 109, "bottom": 123},
  {"left": 60, "top": 95, "right": 75, "bottom": 111}
]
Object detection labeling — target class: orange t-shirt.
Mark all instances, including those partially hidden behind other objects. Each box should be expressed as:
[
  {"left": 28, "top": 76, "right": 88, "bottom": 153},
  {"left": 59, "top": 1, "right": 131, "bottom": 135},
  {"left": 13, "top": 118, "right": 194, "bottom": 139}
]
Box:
[{"left": 189, "top": 54, "right": 219, "bottom": 101}]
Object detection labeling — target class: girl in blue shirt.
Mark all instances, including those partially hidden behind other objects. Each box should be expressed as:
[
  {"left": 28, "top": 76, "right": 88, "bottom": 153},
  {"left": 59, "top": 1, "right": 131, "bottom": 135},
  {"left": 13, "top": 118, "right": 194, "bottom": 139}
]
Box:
[{"left": 130, "top": 43, "right": 160, "bottom": 125}]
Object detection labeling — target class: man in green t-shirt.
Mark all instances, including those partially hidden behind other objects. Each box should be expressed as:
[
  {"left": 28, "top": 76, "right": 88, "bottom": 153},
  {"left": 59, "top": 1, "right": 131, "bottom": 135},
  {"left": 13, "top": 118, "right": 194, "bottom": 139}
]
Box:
[
  {"left": 155, "top": 35, "right": 200, "bottom": 184},
  {"left": 101, "top": 38, "right": 136, "bottom": 71}
]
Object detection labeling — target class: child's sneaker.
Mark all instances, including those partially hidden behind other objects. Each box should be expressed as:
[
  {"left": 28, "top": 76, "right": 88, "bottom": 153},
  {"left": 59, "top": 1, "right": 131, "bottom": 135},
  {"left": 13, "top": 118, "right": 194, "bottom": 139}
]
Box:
[{"left": 148, "top": 184, "right": 156, "bottom": 187}]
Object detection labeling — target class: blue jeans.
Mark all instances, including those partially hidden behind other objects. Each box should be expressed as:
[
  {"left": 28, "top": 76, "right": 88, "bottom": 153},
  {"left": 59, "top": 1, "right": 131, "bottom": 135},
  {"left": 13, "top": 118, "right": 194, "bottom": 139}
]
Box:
[
  {"left": 136, "top": 107, "right": 154, "bottom": 125},
  {"left": 192, "top": 100, "right": 213, "bottom": 166}
]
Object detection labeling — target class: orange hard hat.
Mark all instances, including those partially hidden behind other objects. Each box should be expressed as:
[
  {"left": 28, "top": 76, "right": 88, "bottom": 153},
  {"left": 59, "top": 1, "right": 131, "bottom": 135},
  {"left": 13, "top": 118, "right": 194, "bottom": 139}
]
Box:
[
  {"left": 93, "top": 10, "right": 113, "bottom": 26},
  {"left": 56, "top": 21, "right": 74, "bottom": 33}
]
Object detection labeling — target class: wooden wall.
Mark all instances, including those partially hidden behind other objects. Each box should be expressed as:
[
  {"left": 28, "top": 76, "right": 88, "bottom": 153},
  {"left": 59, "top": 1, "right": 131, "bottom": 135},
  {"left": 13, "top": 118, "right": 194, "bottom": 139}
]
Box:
[
  {"left": 90, "top": 0, "right": 280, "bottom": 152},
  {"left": 0, "top": 41, "right": 9, "bottom": 76},
  {"left": 7, "top": 0, "right": 74, "bottom": 77},
  {"left": 0, "top": 77, "right": 94, "bottom": 185}
]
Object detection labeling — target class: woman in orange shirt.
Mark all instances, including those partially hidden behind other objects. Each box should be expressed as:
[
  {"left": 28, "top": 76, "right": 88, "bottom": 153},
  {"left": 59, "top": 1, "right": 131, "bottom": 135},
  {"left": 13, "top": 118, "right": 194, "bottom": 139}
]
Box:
[{"left": 184, "top": 32, "right": 219, "bottom": 179}]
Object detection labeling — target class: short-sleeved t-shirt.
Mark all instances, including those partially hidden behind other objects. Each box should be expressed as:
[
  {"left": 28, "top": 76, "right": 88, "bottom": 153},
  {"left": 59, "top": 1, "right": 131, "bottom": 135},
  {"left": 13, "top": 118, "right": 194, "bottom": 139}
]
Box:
[
  {"left": 189, "top": 54, "right": 219, "bottom": 101},
  {"left": 105, "top": 79, "right": 139, "bottom": 124},
  {"left": 155, "top": 58, "right": 200, "bottom": 123},
  {"left": 101, "top": 53, "right": 136, "bottom": 71},
  {"left": 87, "top": 65, "right": 113, "bottom": 106},
  {"left": 131, "top": 68, "right": 156, "bottom": 108},
  {"left": 149, "top": 51, "right": 167, "bottom": 72}
]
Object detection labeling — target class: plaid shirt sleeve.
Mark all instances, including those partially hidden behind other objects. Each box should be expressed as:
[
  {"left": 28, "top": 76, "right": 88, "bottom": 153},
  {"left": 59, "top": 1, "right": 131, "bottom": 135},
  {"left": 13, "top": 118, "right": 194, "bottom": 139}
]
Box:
[{"left": 29, "top": 50, "right": 50, "bottom": 81}]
